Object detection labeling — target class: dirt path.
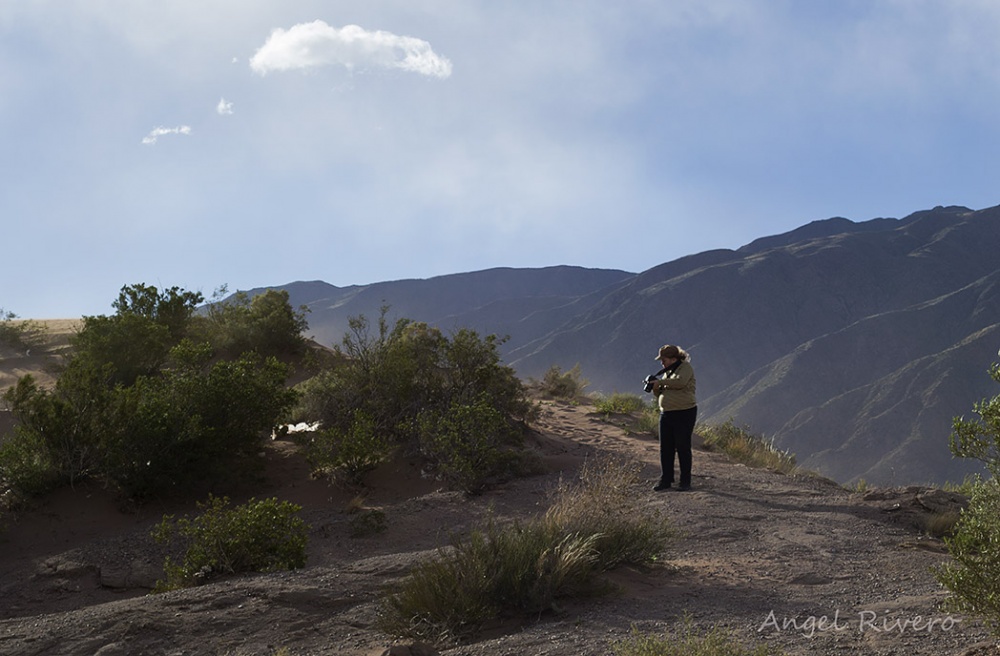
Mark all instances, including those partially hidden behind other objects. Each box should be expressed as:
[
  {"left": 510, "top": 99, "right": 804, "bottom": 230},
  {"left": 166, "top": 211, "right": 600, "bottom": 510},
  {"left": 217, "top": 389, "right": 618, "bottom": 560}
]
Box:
[{"left": 0, "top": 399, "right": 997, "bottom": 655}]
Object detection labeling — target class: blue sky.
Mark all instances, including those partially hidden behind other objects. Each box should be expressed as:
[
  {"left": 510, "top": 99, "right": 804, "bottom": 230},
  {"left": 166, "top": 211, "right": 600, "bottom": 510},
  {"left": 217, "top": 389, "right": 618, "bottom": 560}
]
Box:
[{"left": 3, "top": 1, "right": 1000, "bottom": 318}]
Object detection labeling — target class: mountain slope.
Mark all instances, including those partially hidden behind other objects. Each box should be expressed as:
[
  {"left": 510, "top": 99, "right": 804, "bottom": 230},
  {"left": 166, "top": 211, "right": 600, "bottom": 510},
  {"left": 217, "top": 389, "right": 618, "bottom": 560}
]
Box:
[
  {"left": 250, "top": 204, "right": 1000, "bottom": 485},
  {"left": 244, "top": 266, "right": 634, "bottom": 349},
  {"left": 507, "top": 205, "right": 1000, "bottom": 484}
]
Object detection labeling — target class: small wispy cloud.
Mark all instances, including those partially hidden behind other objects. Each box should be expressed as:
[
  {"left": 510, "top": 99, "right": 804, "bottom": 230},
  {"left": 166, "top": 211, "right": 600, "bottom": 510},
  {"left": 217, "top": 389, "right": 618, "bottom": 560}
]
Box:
[
  {"left": 141, "top": 125, "right": 192, "bottom": 145},
  {"left": 249, "top": 21, "right": 452, "bottom": 78},
  {"left": 216, "top": 98, "right": 234, "bottom": 115}
]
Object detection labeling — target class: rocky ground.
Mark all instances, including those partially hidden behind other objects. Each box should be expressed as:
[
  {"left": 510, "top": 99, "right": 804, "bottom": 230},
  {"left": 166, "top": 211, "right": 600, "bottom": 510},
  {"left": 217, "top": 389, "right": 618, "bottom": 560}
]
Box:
[{"left": 1, "top": 395, "right": 999, "bottom": 656}]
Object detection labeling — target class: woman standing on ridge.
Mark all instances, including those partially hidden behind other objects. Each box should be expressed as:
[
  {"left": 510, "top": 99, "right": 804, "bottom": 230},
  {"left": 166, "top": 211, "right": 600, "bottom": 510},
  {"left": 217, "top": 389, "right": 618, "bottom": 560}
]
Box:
[{"left": 648, "top": 344, "right": 697, "bottom": 491}]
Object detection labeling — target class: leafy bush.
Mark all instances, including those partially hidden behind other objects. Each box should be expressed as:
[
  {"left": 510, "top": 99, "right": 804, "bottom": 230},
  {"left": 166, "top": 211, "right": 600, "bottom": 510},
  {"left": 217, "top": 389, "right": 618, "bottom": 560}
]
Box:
[
  {"left": 0, "top": 283, "right": 302, "bottom": 502},
  {"left": 535, "top": 364, "right": 588, "bottom": 400},
  {"left": 417, "top": 395, "right": 529, "bottom": 494},
  {"left": 0, "top": 428, "right": 59, "bottom": 501},
  {"left": 937, "top": 361, "right": 1000, "bottom": 632},
  {"left": 301, "top": 410, "right": 395, "bottom": 485},
  {"left": 935, "top": 479, "right": 1000, "bottom": 631},
  {"left": 197, "top": 287, "right": 309, "bottom": 358},
  {"left": 949, "top": 362, "right": 1000, "bottom": 479},
  {"left": 699, "top": 420, "right": 797, "bottom": 474},
  {"left": 71, "top": 284, "right": 203, "bottom": 386},
  {"left": 295, "top": 309, "right": 535, "bottom": 492},
  {"left": 100, "top": 344, "right": 298, "bottom": 499},
  {"left": 0, "top": 309, "right": 45, "bottom": 350},
  {"left": 152, "top": 495, "right": 308, "bottom": 591},
  {"left": 612, "top": 617, "right": 784, "bottom": 656},
  {"left": 378, "top": 455, "right": 672, "bottom": 642},
  {"left": 2, "top": 365, "right": 113, "bottom": 488}
]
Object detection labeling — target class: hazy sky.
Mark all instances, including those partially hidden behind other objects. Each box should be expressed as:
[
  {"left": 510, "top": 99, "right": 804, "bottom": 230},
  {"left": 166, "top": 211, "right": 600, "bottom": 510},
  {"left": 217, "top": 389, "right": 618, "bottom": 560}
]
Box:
[{"left": 4, "top": 1, "right": 1000, "bottom": 318}]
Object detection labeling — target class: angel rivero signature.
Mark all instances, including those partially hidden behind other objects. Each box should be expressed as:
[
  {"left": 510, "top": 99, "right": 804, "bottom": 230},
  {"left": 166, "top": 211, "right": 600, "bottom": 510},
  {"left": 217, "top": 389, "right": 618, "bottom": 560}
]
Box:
[{"left": 758, "top": 610, "right": 962, "bottom": 639}]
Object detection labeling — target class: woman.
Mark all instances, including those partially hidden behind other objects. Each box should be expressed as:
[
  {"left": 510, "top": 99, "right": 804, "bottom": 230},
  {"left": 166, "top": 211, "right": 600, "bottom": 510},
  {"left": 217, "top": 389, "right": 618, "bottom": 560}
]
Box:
[{"left": 650, "top": 344, "right": 697, "bottom": 491}]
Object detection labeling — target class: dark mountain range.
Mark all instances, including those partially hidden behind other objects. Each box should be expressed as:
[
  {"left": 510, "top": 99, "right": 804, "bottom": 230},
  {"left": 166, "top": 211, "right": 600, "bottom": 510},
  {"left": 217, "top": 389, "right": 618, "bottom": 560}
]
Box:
[
  {"left": 252, "top": 204, "right": 1000, "bottom": 486},
  {"left": 242, "top": 266, "right": 636, "bottom": 351}
]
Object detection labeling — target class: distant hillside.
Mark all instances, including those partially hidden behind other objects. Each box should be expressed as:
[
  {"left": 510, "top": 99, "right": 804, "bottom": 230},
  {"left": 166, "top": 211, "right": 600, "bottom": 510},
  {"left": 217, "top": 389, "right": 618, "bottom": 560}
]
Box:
[
  {"left": 240, "top": 266, "right": 635, "bottom": 350},
  {"left": 245, "top": 205, "right": 1000, "bottom": 486},
  {"left": 509, "top": 204, "right": 1000, "bottom": 486}
]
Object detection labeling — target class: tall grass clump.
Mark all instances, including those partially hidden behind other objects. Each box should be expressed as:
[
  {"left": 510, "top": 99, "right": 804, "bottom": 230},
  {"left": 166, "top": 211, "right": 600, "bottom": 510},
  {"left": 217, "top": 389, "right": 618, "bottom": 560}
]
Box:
[
  {"left": 593, "top": 392, "right": 647, "bottom": 416},
  {"left": 942, "top": 473, "right": 983, "bottom": 498},
  {"left": 379, "top": 455, "right": 673, "bottom": 643},
  {"left": 699, "top": 420, "right": 797, "bottom": 474},
  {"left": 545, "top": 455, "right": 673, "bottom": 569},
  {"left": 592, "top": 393, "right": 659, "bottom": 436},
  {"left": 152, "top": 495, "right": 308, "bottom": 591},
  {"left": 613, "top": 617, "right": 785, "bottom": 656}
]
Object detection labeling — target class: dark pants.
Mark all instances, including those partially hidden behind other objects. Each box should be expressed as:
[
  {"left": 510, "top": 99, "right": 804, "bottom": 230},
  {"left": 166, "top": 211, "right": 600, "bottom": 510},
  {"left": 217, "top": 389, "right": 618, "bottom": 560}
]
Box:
[{"left": 659, "top": 406, "right": 697, "bottom": 486}]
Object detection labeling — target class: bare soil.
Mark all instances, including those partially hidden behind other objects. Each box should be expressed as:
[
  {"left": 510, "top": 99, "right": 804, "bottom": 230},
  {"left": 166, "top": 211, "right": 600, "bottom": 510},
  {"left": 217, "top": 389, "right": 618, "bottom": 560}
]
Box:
[{"left": 2, "top": 393, "right": 999, "bottom": 656}]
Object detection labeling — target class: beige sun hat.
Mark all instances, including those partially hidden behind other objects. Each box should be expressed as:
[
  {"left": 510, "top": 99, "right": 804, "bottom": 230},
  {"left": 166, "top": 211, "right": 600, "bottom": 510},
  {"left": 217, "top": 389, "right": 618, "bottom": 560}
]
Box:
[{"left": 655, "top": 344, "right": 686, "bottom": 360}]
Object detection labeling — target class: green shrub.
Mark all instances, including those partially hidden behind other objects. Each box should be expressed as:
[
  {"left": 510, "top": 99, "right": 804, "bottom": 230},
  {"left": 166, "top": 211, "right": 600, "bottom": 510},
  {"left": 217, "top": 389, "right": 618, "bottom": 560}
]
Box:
[
  {"left": 949, "top": 362, "right": 1000, "bottom": 479},
  {"left": 937, "top": 359, "right": 1000, "bottom": 633},
  {"left": 296, "top": 310, "right": 535, "bottom": 494},
  {"left": 935, "top": 479, "right": 1000, "bottom": 631},
  {"left": 0, "top": 428, "right": 59, "bottom": 501},
  {"left": 0, "top": 309, "right": 45, "bottom": 350},
  {"left": 699, "top": 420, "right": 797, "bottom": 474},
  {"left": 613, "top": 617, "right": 784, "bottom": 656},
  {"left": 81, "top": 344, "right": 296, "bottom": 500},
  {"left": 378, "top": 454, "right": 672, "bottom": 642},
  {"left": 152, "top": 495, "right": 308, "bottom": 591},
  {"left": 197, "top": 287, "right": 309, "bottom": 358},
  {"left": 535, "top": 364, "right": 588, "bottom": 400},
  {"left": 593, "top": 393, "right": 647, "bottom": 416},
  {"left": 1, "top": 285, "right": 301, "bottom": 502},
  {"left": 302, "top": 410, "right": 394, "bottom": 485},
  {"left": 2, "top": 367, "right": 112, "bottom": 488},
  {"left": 417, "top": 395, "right": 527, "bottom": 494}
]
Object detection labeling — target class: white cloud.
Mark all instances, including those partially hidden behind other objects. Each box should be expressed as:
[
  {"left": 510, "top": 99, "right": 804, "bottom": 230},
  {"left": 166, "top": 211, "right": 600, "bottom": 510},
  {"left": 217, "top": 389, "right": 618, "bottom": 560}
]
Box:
[
  {"left": 216, "top": 98, "right": 234, "bottom": 115},
  {"left": 249, "top": 20, "right": 452, "bottom": 78},
  {"left": 141, "top": 125, "right": 192, "bottom": 145}
]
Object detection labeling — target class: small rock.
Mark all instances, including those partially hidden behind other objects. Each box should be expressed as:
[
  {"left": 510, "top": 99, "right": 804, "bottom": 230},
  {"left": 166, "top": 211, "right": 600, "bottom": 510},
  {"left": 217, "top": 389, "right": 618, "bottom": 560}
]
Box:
[{"left": 788, "top": 572, "right": 832, "bottom": 585}]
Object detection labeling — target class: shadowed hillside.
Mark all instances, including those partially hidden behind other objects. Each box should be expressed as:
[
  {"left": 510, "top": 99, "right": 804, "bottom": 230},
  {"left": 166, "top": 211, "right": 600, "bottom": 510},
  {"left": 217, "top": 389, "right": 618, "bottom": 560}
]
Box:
[
  {"left": 251, "top": 204, "right": 1000, "bottom": 486},
  {"left": 508, "top": 205, "right": 1000, "bottom": 485}
]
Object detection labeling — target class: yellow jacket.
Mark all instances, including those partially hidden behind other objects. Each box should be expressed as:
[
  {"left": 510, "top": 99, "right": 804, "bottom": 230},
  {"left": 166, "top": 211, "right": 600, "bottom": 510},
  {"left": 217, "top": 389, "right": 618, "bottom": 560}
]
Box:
[{"left": 654, "top": 360, "right": 697, "bottom": 412}]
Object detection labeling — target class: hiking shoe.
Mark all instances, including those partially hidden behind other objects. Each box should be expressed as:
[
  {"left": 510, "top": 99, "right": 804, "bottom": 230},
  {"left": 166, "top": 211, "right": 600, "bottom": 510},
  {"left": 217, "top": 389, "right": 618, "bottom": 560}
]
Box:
[{"left": 653, "top": 481, "right": 671, "bottom": 492}]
